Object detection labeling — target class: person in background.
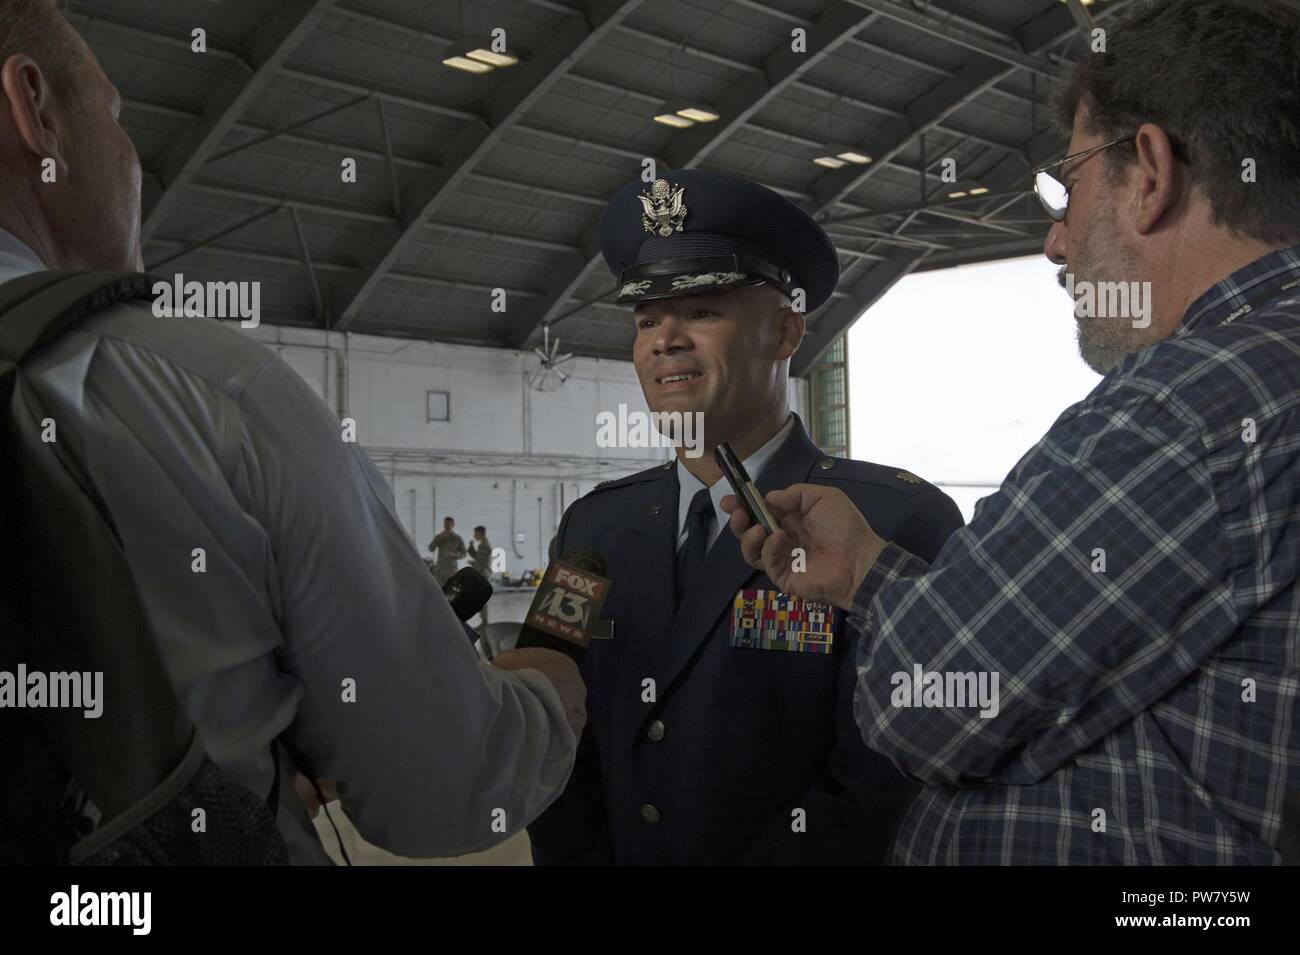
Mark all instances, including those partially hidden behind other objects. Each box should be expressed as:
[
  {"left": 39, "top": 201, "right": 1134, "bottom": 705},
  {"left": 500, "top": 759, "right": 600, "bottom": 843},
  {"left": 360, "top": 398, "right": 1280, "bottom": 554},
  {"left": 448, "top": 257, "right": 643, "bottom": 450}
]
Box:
[
  {"left": 468, "top": 525, "right": 493, "bottom": 627},
  {"left": 429, "top": 515, "right": 466, "bottom": 586}
]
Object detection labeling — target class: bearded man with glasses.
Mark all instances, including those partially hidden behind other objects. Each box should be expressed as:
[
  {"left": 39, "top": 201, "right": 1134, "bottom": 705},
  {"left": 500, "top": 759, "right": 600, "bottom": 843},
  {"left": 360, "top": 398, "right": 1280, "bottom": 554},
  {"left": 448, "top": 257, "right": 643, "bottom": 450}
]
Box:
[{"left": 723, "top": 0, "right": 1300, "bottom": 865}]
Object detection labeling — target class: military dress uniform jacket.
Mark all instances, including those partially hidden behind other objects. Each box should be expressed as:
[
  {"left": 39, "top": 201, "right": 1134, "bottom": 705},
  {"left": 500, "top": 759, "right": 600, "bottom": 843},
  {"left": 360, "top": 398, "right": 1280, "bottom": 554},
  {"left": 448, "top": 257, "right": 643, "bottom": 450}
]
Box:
[{"left": 527, "top": 417, "right": 964, "bottom": 864}]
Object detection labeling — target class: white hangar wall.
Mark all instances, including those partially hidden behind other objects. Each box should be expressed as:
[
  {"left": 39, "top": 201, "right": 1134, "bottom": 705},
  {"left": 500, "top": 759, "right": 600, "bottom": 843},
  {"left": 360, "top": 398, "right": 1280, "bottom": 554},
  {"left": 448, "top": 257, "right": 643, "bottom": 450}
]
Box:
[{"left": 233, "top": 323, "right": 809, "bottom": 572}]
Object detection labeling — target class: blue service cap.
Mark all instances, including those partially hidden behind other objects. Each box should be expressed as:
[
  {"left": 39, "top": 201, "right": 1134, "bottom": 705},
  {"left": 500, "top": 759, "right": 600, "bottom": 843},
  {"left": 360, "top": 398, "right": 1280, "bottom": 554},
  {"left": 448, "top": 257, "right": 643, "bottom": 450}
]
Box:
[{"left": 598, "top": 169, "right": 840, "bottom": 311}]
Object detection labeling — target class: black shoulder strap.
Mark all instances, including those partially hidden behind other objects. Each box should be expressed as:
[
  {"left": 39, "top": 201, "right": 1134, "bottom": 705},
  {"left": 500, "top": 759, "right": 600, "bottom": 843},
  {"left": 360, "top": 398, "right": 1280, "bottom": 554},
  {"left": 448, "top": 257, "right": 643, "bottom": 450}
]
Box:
[
  {"left": 0, "top": 271, "right": 155, "bottom": 530},
  {"left": 1, "top": 269, "right": 287, "bottom": 848},
  {"left": 0, "top": 268, "right": 191, "bottom": 825},
  {"left": 0, "top": 270, "right": 155, "bottom": 364}
]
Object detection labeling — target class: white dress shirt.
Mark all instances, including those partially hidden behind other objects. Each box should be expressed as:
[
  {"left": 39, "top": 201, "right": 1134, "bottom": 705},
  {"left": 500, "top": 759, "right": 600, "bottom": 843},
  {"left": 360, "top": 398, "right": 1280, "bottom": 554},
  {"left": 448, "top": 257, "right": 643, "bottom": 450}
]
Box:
[
  {"left": 1, "top": 230, "right": 576, "bottom": 863},
  {"left": 674, "top": 414, "right": 795, "bottom": 553}
]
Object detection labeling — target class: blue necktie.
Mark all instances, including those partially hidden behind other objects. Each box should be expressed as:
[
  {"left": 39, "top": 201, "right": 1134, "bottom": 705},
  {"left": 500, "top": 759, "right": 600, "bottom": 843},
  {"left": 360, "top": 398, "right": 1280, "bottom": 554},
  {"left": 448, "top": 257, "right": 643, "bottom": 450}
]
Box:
[{"left": 675, "top": 488, "right": 714, "bottom": 607}]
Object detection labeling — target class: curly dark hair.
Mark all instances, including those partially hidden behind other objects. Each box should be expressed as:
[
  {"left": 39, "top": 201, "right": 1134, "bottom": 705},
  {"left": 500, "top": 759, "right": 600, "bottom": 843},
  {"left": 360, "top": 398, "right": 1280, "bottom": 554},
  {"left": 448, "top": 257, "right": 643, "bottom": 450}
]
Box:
[{"left": 1053, "top": 0, "right": 1300, "bottom": 245}]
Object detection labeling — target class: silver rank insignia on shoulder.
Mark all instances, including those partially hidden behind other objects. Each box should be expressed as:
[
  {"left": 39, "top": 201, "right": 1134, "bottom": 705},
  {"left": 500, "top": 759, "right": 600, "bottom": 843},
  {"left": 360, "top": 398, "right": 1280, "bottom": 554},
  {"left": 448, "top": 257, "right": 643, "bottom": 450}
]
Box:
[
  {"left": 896, "top": 471, "right": 921, "bottom": 484},
  {"left": 639, "top": 179, "right": 687, "bottom": 237}
]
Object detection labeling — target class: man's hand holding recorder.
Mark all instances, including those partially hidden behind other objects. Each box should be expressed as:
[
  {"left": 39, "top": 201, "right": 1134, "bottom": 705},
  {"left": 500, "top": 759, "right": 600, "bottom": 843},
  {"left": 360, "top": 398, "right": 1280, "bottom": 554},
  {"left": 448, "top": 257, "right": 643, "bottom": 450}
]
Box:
[
  {"left": 721, "top": 483, "right": 887, "bottom": 612},
  {"left": 714, "top": 440, "right": 885, "bottom": 611}
]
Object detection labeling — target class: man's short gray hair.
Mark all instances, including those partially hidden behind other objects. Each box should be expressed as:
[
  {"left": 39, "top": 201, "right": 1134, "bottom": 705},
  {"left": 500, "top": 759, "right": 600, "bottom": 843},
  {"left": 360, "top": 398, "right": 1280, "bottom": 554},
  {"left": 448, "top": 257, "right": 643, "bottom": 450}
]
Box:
[{"left": 0, "top": 0, "right": 79, "bottom": 101}]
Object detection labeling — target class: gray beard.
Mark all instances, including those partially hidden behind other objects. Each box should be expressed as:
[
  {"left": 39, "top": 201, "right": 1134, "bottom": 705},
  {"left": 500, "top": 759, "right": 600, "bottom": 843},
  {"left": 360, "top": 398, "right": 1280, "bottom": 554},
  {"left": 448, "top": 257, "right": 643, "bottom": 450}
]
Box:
[
  {"left": 1058, "top": 220, "right": 1154, "bottom": 374},
  {"left": 1075, "top": 318, "right": 1136, "bottom": 375}
]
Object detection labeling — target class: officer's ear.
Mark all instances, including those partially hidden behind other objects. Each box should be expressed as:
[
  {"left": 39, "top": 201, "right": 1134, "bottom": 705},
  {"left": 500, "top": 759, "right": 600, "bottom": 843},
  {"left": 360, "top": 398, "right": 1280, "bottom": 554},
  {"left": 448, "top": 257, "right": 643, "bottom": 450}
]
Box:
[{"left": 773, "top": 300, "right": 804, "bottom": 361}]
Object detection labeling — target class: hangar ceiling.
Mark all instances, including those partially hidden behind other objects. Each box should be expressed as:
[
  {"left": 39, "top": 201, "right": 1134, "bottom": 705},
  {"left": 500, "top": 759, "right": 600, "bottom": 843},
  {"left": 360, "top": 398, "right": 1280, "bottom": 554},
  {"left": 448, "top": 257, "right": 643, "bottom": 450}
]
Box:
[{"left": 67, "top": 0, "right": 1132, "bottom": 374}]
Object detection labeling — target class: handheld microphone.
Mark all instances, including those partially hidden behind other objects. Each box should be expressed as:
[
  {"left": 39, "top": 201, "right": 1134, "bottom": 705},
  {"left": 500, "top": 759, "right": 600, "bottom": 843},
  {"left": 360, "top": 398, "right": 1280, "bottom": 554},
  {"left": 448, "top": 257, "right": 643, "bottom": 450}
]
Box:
[
  {"left": 442, "top": 567, "right": 493, "bottom": 622},
  {"left": 514, "top": 545, "right": 612, "bottom": 661},
  {"left": 715, "top": 441, "right": 778, "bottom": 534}
]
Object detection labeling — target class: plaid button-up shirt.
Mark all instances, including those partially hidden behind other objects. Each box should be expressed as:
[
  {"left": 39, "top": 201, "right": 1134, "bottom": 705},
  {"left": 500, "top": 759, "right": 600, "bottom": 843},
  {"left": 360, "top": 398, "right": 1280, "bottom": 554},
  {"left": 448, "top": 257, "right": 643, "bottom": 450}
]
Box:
[{"left": 851, "top": 245, "right": 1300, "bottom": 864}]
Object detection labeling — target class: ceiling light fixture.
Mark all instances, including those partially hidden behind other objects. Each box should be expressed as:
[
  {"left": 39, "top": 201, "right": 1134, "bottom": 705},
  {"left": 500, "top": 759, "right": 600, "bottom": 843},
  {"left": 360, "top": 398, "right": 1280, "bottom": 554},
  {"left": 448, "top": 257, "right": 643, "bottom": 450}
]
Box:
[
  {"left": 653, "top": 100, "right": 721, "bottom": 129},
  {"left": 814, "top": 143, "right": 872, "bottom": 169},
  {"left": 442, "top": 33, "right": 520, "bottom": 74},
  {"left": 676, "top": 106, "right": 719, "bottom": 123},
  {"left": 442, "top": 55, "right": 492, "bottom": 74},
  {"left": 466, "top": 49, "right": 518, "bottom": 67},
  {"left": 654, "top": 112, "right": 696, "bottom": 128}
]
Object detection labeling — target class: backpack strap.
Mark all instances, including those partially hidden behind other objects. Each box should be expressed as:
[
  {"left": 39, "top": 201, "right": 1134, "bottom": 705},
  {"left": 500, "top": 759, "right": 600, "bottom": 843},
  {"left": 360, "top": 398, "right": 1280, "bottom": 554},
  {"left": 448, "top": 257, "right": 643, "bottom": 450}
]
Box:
[
  {"left": 0, "top": 270, "right": 191, "bottom": 830},
  {"left": 0, "top": 271, "right": 155, "bottom": 364},
  {"left": 0, "top": 269, "right": 288, "bottom": 856},
  {"left": 0, "top": 272, "right": 156, "bottom": 532}
]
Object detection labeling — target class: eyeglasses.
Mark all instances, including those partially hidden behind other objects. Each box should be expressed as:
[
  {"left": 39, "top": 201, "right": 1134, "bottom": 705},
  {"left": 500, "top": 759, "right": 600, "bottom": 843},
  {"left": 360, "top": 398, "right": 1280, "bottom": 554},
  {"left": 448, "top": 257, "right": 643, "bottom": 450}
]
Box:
[{"left": 1031, "top": 134, "right": 1137, "bottom": 221}]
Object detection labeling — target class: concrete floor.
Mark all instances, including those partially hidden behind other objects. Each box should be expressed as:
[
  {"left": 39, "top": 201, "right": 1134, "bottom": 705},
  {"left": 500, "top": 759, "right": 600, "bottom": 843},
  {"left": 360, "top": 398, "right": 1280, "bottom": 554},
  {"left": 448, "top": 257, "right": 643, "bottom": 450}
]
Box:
[{"left": 313, "top": 587, "right": 541, "bottom": 865}]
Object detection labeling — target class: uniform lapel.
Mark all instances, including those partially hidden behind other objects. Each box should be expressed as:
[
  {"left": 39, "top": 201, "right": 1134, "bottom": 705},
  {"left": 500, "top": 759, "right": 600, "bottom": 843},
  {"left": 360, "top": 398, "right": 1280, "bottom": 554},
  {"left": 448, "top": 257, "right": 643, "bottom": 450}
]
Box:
[
  {"left": 613, "top": 465, "right": 679, "bottom": 670},
  {"left": 651, "top": 415, "right": 822, "bottom": 695}
]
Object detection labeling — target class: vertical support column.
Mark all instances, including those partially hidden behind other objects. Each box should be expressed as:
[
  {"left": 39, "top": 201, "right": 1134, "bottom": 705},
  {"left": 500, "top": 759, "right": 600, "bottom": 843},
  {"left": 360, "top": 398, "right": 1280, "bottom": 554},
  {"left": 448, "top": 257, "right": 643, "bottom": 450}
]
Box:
[
  {"left": 376, "top": 97, "right": 403, "bottom": 220},
  {"left": 288, "top": 205, "right": 326, "bottom": 327},
  {"left": 919, "top": 133, "right": 927, "bottom": 202}
]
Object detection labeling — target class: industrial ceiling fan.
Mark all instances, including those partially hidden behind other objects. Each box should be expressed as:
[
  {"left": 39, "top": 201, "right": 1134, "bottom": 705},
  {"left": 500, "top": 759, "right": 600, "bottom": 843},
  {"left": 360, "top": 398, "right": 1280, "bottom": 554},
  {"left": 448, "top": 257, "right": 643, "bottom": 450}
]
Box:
[{"left": 524, "top": 323, "right": 573, "bottom": 392}]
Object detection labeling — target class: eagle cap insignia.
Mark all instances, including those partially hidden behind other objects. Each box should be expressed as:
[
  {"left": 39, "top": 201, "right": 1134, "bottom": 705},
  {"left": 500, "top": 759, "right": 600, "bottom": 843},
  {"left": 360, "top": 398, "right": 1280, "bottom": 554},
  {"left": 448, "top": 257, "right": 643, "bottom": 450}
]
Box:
[{"left": 639, "top": 179, "right": 687, "bottom": 237}]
